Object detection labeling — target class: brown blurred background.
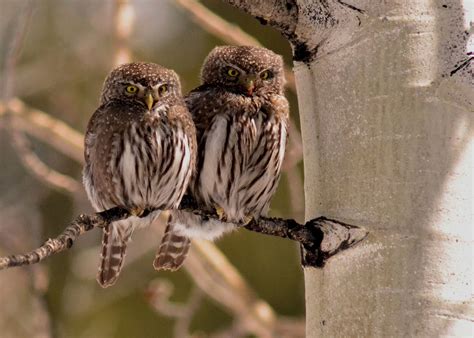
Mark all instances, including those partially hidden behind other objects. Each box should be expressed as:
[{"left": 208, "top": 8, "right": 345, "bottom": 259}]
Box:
[{"left": 0, "top": 1, "right": 305, "bottom": 337}]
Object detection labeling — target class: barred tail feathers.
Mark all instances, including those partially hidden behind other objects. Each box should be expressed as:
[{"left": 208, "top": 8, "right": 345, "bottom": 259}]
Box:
[
  {"left": 97, "top": 223, "right": 131, "bottom": 288},
  {"left": 154, "top": 222, "right": 191, "bottom": 271}
]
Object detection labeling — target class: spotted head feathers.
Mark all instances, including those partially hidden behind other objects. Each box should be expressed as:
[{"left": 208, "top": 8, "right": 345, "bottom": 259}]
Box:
[
  {"left": 200, "top": 46, "right": 285, "bottom": 96},
  {"left": 100, "top": 62, "right": 183, "bottom": 109}
]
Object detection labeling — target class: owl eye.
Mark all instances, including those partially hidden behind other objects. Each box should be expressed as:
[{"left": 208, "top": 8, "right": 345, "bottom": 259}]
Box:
[
  {"left": 260, "top": 70, "right": 273, "bottom": 80},
  {"left": 125, "top": 85, "right": 138, "bottom": 94},
  {"left": 158, "top": 84, "right": 168, "bottom": 96},
  {"left": 226, "top": 68, "right": 240, "bottom": 77}
]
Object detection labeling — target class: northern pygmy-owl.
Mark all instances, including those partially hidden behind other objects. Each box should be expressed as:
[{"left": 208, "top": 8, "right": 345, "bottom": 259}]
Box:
[
  {"left": 154, "top": 46, "right": 289, "bottom": 270},
  {"left": 83, "top": 62, "right": 196, "bottom": 287}
]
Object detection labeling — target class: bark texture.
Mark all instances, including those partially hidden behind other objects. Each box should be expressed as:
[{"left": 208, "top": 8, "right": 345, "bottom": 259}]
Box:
[{"left": 225, "top": 0, "right": 473, "bottom": 336}]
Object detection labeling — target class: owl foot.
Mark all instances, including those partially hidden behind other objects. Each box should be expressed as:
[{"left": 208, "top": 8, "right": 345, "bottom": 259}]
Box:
[
  {"left": 214, "top": 205, "right": 227, "bottom": 222},
  {"left": 129, "top": 207, "right": 144, "bottom": 217},
  {"left": 242, "top": 215, "right": 253, "bottom": 226}
]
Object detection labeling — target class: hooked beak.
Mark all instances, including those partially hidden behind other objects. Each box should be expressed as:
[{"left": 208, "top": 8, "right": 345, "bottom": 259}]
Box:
[
  {"left": 241, "top": 76, "right": 256, "bottom": 96},
  {"left": 145, "top": 92, "right": 154, "bottom": 111}
]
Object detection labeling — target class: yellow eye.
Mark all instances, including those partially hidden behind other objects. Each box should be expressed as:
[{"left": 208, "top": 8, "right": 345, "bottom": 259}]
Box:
[
  {"left": 227, "top": 68, "right": 239, "bottom": 77},
  {"left": 126, "top": 85, "right": 138, "bottom": 94},
  {"left": 158, "top": 84, "right": 168, "bottom": 96},
  {"left": 260, "top": 70, "right": 272, "bottom": 80}
]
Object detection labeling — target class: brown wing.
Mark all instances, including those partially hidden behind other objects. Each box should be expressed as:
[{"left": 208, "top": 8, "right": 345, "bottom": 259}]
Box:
[
  {"left": 83, "top": 101, "right": 143, "bottom": 210},
  {"left": 152, "top": 103, "right": 196, "bottom": 271}
]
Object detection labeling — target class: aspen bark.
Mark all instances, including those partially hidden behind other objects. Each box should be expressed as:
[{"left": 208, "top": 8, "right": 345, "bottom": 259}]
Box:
[{"left": 224, "top": 0, "right": 473, "bottom": 336}]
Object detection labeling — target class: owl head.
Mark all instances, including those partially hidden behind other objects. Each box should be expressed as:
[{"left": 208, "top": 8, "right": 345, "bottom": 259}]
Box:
[
  {"left": 100, "top": 62, "right": 183, "bottom": 110},
  {"left": 200, "top": 46, "right": 285, "bottom": 96}
]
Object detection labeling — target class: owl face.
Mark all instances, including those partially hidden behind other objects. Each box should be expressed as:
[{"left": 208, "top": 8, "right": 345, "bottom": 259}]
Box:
[
  {"left": 201, "top": 46, "right": 285, "bottom": 96},
  {"left": 100, "top": 62, "right": 182, "bottom": 110}
]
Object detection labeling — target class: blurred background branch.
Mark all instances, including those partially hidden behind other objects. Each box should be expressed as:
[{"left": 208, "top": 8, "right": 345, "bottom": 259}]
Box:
[{"left": 113, "top": 0, "right": 134, "bottom": 66}]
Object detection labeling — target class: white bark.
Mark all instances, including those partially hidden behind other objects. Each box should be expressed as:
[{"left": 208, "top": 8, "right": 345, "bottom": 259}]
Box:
[{"left": 225, "top": 0, "right": 473, "bottom": 336}]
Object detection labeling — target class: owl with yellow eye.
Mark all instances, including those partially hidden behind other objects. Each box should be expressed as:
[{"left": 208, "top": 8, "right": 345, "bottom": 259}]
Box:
[
  {"left": 83, "top": 62, "right": 196, "bottom": 287},
  {"left": 155, "top": 45, "right": 289, "bottom": 271}
]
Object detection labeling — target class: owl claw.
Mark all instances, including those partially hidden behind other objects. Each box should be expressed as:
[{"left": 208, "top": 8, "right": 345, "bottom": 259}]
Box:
[
  {"left": 242, "top": 215, "right": 253, "bottom": 225},
  {"left": 214, "top": 205, "right": 227, "bottom": 222},
  {"left": 130, "top": 207, "right": 144, "bottom": 217}
]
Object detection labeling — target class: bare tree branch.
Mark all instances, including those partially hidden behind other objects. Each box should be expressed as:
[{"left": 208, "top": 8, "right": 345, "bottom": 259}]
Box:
[
  {"left": 0, "top": 195, "right": 367, "bottom": 270},
  {"left": 0, "top": 207, "right": 129, "bottom": 269}
]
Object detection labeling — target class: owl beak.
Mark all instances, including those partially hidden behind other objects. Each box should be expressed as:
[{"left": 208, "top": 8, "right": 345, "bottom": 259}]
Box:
[
  {"left": 244, "top": 78, "right": 255, "bottom": 96},
  {"left": 145, "top": 92, "right": 154, "bottom": 111},
  {"left": 241, "top": 76, "right": 256, "bottom": 96}
]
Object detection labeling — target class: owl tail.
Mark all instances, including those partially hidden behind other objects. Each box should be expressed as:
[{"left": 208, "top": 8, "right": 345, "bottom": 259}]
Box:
[
  {"left": 97, "top": 223, "right": 131, "bottom": 288},
  {"left": 154, "top": 222, "right": 191, "bottom": 271}
]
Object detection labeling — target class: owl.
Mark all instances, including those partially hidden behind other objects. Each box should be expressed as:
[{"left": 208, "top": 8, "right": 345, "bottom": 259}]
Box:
[
  {"left": 154, "top": 46, "right": 289, "bottom": 270},
  {"left": 83, "top": 62, "right": 196, "bottom": 287}
]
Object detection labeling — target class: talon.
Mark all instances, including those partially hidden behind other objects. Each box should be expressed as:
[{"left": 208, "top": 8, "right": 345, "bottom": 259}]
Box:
[
  {"left": 130, "top": 207, "right": 144, "bottom": 217},
  {"left": 242, "top": 215, "right": 253, "bottom": 225},
  {"left": 214, "top": 205, "right": 227, "bottom": 221}
]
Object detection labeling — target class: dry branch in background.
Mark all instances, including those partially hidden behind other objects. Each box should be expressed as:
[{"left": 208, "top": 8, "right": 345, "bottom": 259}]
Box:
[
  {"left": 113, "top": 0, "right": 134, "bottom": 66},
  {"left": 146, "top": 280, "right": 204, "bottom": 337},
  {"left": 9, "top": 130, "right": 81, "bottom": 193},
  {"left": 0, "top": 98, "right": 84, "bottom": 163},
  {"left": 1, "top": 0, "right": 80, "bottom": 195}
]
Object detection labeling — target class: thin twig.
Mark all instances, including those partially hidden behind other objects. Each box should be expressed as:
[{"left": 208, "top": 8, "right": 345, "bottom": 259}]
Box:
[{"left": 0, "top": 208, "right": 129, "bottom": 269}]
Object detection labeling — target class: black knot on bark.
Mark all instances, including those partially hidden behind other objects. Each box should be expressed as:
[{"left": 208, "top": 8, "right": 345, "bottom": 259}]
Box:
[{"left": 293, "top": 42, "right": 312, "bottom": 63}]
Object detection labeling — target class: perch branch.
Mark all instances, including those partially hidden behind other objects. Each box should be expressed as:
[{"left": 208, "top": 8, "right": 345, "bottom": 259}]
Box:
[
  {"left": 0, "top": 208, "right": 129, "bottom": 269},
  {"left": 0, "top": 196, "right": 367, "bottom": 270}
]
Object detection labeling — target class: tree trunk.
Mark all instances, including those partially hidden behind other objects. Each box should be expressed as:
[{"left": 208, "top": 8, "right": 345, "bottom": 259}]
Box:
[{"left": 225, "top": 0, "right": 473, "bottom": 336}]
